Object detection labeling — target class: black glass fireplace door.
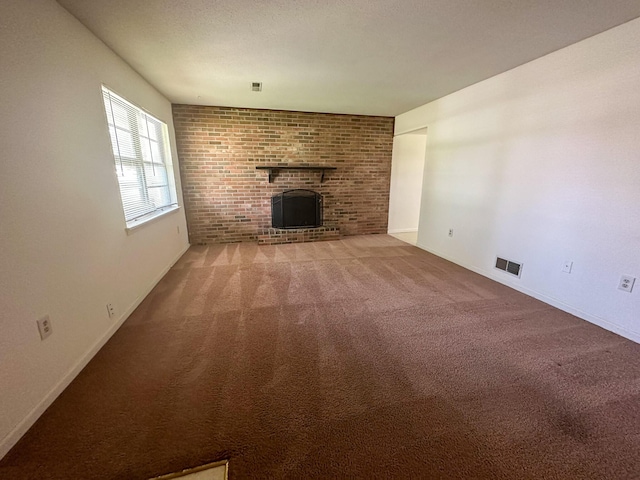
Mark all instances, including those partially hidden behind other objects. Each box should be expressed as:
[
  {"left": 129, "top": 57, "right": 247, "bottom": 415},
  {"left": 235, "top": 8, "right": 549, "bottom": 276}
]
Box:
[{"left": 271, "top": 189, "right": 322, "bottom": 229}]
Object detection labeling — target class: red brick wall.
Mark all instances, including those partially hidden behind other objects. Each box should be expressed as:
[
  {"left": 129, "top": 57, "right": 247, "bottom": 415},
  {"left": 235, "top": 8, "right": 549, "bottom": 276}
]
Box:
[{"left": 172, "top": 105, "right": 394, "bottom": 244}]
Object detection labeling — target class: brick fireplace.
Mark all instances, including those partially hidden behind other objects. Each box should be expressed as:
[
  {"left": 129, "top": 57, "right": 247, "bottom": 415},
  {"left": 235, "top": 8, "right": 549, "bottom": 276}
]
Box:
[{"left": 172, "top": 105, "right": 394, "bottom": 244}]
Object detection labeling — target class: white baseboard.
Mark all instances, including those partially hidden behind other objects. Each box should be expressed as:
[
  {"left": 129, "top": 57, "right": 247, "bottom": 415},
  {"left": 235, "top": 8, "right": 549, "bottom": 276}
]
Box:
[
  {"left": 0, "top": 244, "right": 190, "bottom": 460},
  {"left": 416, "top": 242, "right": 640, "bottom": 345},
  {"left": 387, "top": 228, "right": 418, "bottom": 234}
]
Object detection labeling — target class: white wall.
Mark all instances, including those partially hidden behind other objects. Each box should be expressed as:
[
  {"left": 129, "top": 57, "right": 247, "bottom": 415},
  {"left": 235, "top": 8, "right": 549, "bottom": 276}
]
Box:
[
  {"left": 0, "top": 0, "right": 190, "bottom": 458},
  {"left": 396, "top": 18, "right": 640, "bottom": 342},
  {"left": 387, "top": 131, "right": 427, "bottom": 233}
]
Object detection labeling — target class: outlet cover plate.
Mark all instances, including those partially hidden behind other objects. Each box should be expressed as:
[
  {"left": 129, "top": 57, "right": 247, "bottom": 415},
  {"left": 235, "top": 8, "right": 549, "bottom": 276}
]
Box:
[
  {"left": 37, "top": 315, "right": 52, "bottom": 340},
  {"left": 562, "top": 261, "right": 573, "bottom": 273},
  {"left": 618, "top": 275, "right": 635, "bottom": 293}
]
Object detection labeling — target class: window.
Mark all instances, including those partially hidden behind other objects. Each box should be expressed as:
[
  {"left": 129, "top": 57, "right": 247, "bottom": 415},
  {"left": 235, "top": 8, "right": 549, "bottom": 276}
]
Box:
[{"left": 101, "top": 86, "right": 178, "bottom": 229}]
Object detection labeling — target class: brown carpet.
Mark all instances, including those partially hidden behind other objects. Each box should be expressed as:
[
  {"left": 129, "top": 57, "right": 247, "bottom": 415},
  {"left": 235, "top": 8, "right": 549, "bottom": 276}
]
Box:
[{"left": 2, "top": 235, "right": 640, "bottom": 479}]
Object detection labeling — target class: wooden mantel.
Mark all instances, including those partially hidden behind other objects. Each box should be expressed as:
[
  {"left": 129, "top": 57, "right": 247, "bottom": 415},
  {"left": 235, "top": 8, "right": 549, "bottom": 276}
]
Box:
[{"left": 255, "top": 165, "right": 337, "bottom": 183}]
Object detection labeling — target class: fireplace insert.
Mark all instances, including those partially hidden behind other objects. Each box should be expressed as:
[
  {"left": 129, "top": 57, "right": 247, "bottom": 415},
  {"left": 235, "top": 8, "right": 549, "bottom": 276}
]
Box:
[{"left": 271, "top": 189, "right": 322, "bottom": 229}]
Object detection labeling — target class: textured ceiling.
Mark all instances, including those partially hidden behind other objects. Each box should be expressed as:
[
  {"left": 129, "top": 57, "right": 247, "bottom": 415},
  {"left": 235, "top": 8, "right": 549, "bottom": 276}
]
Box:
[{"left": 57, "top": 0, "right": 640, "bottom": 116}]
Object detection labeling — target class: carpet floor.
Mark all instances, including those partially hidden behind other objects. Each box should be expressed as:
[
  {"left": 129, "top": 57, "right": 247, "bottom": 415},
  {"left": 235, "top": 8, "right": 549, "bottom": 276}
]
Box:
[{"left": 2, "top": 235, "right": 640, "bottom": 479}]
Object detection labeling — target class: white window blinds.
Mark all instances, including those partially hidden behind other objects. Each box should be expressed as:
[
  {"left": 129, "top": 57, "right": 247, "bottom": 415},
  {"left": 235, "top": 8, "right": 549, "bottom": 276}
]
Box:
[{"left": 101, "top": 86, "right": 177, "bottom": 225}]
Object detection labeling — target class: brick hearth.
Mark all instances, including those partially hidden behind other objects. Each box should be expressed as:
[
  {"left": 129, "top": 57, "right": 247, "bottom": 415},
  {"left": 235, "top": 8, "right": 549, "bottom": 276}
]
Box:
[{"left": 257, "top": 226, "right": 341, "bottom": 245}]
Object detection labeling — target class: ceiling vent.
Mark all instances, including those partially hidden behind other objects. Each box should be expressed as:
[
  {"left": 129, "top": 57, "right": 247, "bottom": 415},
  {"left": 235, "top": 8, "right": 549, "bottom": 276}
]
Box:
[
  {"left": 495, "top": 257, "right": 522, "bottom": 278},
  {"left": 251, "top": 82, "right": 262, "bottom": 92}
]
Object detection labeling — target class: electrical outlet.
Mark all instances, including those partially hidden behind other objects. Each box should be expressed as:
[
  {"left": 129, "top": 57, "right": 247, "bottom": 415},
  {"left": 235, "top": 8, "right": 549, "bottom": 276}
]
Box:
[
  {"left": 448, "top": 229, "right": 453, "bottom": 237},
  {"left": 562, "top": 261, "right": 573, "bottom": 273},
  {"left": 618, "top": 275, "right": 635, "bottom": 293},
  {"left": 37, "top": 315, "right": 52, "bottom": 340},
  {"left": 106, "top": 303, "right": 115, "bottom": 318}
]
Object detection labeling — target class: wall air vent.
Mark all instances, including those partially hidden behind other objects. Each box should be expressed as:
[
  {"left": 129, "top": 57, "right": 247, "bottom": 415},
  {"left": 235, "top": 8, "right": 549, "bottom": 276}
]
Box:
[
  {"left": 495, "top": 257, "right": 508, "bottom": 271},
  {"left": 251, "top": 82, "right": 262, "bottom": 92},
  {"left": 495, "top": 257, "right": 523, "bottom": 278}
]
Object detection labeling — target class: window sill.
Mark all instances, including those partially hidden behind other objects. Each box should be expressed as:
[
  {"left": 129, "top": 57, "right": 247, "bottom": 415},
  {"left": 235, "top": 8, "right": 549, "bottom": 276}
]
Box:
[{"left": 125, "top": 205, "right": 181, "bottom": 234}]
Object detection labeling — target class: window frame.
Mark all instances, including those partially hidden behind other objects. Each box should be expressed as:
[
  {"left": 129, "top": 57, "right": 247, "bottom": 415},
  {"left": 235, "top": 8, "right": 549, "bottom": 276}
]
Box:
[{"left": 101, "top": 85, "right": 179, "bottom": 231}]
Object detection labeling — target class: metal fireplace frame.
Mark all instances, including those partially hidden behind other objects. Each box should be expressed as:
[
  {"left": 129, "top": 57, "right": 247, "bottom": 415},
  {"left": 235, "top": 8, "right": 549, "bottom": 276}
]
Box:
[{"left": 271, "top": 189, "right": 323, "bottom": 229}]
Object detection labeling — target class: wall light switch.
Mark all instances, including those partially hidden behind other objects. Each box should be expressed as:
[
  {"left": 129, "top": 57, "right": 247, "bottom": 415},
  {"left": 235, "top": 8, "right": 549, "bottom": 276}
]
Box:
[
  {"left": 618, "top": 275, "right": 635, "bottom": 293},
  {"left": 562, "top": 261, "right": 573, "bottom": 273}
]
